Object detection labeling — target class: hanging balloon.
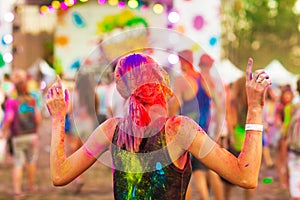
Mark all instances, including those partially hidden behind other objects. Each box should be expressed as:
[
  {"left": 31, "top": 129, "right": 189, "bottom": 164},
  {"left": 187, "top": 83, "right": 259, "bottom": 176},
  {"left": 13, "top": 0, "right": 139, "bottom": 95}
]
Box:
[{"left": 193, "top": 15, "right": 204, "bottom": 30}]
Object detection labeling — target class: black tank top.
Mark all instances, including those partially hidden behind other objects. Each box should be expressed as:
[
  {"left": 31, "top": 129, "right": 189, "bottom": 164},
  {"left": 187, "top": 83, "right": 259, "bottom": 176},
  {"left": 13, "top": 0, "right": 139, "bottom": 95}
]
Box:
[{"left": 112, "top": 122, "right": 192, "bottom": 200}]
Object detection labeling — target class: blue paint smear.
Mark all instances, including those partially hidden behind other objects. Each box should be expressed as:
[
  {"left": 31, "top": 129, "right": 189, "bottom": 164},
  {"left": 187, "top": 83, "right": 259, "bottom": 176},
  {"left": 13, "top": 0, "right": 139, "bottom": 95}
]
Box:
[
  {"left": 209, "top": 37, "right": 218, "bottom": 46},
  {"left": 72, "top": 11, "right": 86, "bottom": 28},
  {"left": 70, "top": 59, "right": 81, "bottom": 69},
  {"left": 20, "top": 102, "right": 34, "bottom": 113}
]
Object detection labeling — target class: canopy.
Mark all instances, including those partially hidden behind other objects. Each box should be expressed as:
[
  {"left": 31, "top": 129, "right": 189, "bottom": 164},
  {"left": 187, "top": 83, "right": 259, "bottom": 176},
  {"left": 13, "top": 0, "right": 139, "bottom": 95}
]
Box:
[
  {"left": 264, "top": 60, "right": 298, "bottom": 89},
  {"left": 214, "top": 59, "right": 244, "bottom": 84},
  {"left": 28, "top": 58, "right": 56, "bottom": 87}
]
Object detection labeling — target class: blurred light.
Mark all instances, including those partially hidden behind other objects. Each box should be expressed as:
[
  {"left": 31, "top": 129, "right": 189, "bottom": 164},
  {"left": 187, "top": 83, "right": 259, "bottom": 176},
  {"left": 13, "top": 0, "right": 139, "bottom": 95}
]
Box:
[
  {"left": 251, "top": 41, "right": 260, "bottom": 50},
  {"left": 52, "top": 1, "right": 61, "bottom": 9},
  {"left": 2, "top": 34, "right": 13, "bottom": 45},
  {"left": 98, "top": 0, "right": 106, "bottom": 4},
  {"left": 40, "top": 81, "right": 47, "bottom": 90},
  {"left": 60, "top": 2, "right": 69, "bottom": 10},
  {"left": 140, "top": 5, "right": 148, "bottom": 11},
  {"left": 168, "top": 11, "right": 180, "bottom": 23},
  {"left": 65, "top": 0, "right": 76, "bottom": 6},
  {"left": 118, "top": 1, "right": 126, "bottom": 8},
  {"left": 3, "top": 53, "right": 13, "bottom": 63},
  {"left": 168, "top": 54, "right": 179, "bottom": 65},
  {"left": 267, "top": 0, "right": 278, "bottom": 9},
  {"left": 48, "top": 5, "right": 55, "bottom": 13},
  {"left": 40, "top": 5, "right": 49, "bottom": 14},
  {"left": 294, "top": 0, "right": 300, "bottom": 14},
  {"left": 79, "top": 0, "right": 89, "bottom": 2},
  {"left": 4, "top": 12, "right": 14, "bottom": 22},
  {"left": 128, "top": 0, "right": 138, "bottom": 9},
  {"left": 108, "top": 0, "right": 118, "bottom": 6},
  {"left": 153, "top": 3, "right": 164, "bottom": 14}
]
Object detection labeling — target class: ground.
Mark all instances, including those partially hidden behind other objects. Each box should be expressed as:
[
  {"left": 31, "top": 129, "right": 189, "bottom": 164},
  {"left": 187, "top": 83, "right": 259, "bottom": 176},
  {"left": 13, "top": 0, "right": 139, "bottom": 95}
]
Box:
[{"left": 0, "top": 117, "right": 291, "bottom": 200}]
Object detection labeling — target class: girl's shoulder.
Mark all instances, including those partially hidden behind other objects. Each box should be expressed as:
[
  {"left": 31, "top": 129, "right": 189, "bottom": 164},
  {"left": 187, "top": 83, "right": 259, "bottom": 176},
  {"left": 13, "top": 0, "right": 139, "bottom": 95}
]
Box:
[{"left": 165, "top": 115, "right": 201, "bottom": 138}]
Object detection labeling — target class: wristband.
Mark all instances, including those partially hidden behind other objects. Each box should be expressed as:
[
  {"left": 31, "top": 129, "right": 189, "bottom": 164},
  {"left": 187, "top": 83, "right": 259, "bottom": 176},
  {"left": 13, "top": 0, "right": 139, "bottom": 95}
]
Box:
[{"left": 245, "top": 124, "right": 263, "bottom": 132}]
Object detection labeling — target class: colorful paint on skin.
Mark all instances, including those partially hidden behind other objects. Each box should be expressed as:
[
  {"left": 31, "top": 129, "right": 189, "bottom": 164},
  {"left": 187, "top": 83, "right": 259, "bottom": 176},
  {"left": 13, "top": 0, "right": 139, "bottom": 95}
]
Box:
[
  {"left": 83, "top": 142, "right": 107, "bottom": 158},
  {"left": 64, "top": 89, "right": 69, "bottom": 104}
]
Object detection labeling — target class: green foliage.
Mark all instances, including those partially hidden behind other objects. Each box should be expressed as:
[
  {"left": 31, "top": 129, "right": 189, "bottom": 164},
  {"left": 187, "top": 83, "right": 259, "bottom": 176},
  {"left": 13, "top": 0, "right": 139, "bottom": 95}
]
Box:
[{"left": 222, "top": 0, "right": 300, "bottom": 73}]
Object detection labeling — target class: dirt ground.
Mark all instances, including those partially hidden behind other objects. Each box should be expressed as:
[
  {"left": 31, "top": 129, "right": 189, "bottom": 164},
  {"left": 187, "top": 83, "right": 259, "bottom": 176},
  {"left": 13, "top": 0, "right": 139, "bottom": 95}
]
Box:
[{"left": 0, "top": 117, "right": 291, "bottom": 200}]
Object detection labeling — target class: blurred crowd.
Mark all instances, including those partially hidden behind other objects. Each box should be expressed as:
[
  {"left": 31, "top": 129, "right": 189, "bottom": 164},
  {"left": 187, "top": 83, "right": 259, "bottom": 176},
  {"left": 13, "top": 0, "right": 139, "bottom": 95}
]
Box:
[{"left": 0, "top": 51, "right": 300, "bottom": 200}]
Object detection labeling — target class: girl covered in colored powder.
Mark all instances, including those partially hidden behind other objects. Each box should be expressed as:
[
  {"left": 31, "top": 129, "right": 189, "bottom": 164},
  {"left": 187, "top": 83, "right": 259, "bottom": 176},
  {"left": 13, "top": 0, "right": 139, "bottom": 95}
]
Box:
[{"left": 46, "top": 53, "right": 271, "bottom": 200}]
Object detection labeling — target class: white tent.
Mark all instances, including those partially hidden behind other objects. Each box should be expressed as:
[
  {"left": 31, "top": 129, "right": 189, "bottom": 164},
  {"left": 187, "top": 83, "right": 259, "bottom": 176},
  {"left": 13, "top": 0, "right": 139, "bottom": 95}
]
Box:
[
  {"left": 28, "top": 58, "right": 56, "bottom": 87},
  {"left": 214, "top": 59, "right": 244, "bottom": 84},
  {"left": 264, "top": 60, "right": 298, "bottom": 89}
]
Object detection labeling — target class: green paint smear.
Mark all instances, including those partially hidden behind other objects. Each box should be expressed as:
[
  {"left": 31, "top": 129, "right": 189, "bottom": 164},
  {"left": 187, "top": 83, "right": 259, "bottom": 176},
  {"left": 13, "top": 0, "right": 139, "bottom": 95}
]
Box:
[
  {"left": 262, "top": 177, "right": 273, "bottom": 184},
  {"left": 119, "top": 150, "right": 143, "bottom": 199}
]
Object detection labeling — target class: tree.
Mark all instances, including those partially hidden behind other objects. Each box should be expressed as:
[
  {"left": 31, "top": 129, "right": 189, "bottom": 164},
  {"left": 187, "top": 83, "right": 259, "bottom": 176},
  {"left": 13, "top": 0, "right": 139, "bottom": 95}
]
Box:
[{"left": 222, "top": 0, "right": 300, "bottom": 74}]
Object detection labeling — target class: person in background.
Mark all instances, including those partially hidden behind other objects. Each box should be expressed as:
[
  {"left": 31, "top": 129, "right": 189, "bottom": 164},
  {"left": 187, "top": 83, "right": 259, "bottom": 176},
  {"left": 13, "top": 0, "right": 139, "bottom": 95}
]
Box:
[
  {"left": 225, "top": 76, "right": 256, "bottom": 200},
  {"left": 262, "top": 87, "right": 280, "bottom": 168},
  {"left": 1, "top": 73, "right": 16, "bottom": 99},
  {"left": 284, "top": 76, "right": 300, "bottom": 200},
  {"left": 168, "top": 50, "right": 224, "bottom": 200},
  {"left": 0, "top": 75, "right": 41, "bottom": 197},
  {"left": 105, "top": 63, "right": 126, "bottom": 119},
  {"left": 95, "top": 64, "right": 117, "bottom": 124},
  {"left": 46, "top": 53, "right": 271, "bottom": 200},
  {"left": 275, "top": 86, "right": 294, "bottom": 190},
  {"left": 95, "top": 79, "right": 110, "bottom": 124},
  {"left": 1, "top": 73, "right": 17, "bottom": 160},
  {"left": 69, "top": 73, "right": 99, "bottom": 193}
]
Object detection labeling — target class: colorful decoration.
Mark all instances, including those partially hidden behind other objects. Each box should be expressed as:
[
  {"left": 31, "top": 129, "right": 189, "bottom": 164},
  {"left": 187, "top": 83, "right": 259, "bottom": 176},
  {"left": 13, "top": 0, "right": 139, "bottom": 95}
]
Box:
[
  {"left": 193, "top": 15, "right": 205, "bottom": 30},
  {"left": 72, "top": 11, "right": 86, "bottom": 28},
  {"left": 55, "top": 36, "right": 69, "bottom": 46},
  {"left": 54, "top": 57, "right": 63, "bottom": 75},
  {"left": 39, "top": 0, "right": 167, "bottom": 14},
  {"left": 173, "top": 0, "right": 221, "bottom": 60},
  {"left": 209, "top": 36, "right": 218, "bottom": 46},
  {"left": 96, "top": 9, "right": 147, "bottom": 34},
  {"left": 70, "top": 59, "right": 81, "bottom": 69},
  {"left": 0, "top": 53, "right": 5, "bottom": 68}
]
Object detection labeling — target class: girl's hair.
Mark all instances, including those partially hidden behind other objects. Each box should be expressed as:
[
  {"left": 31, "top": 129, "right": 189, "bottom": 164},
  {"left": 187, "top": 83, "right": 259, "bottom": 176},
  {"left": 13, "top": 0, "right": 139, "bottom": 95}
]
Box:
[{"left": 114, "top": 53, "right": 172, "bottom": 152}]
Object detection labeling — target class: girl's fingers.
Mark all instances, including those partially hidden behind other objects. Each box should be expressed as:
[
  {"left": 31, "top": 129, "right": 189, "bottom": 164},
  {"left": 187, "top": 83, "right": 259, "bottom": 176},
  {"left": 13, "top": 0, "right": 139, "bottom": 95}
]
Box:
[
  {"left": 57, "top": 75, "right": 62, "bottom": 88},
  {"left": 246, "top": 58, "right": 253, "bottom": 82},
  {"left": 64, "top": 89, "right": 69, "bottom": 106}
]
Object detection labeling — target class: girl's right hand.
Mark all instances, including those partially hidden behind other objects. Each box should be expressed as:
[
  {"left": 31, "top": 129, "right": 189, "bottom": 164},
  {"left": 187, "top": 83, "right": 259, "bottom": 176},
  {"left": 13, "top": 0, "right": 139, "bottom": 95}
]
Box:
[{"left": 46, "top": 76, "right": 69, "bottom": 118}]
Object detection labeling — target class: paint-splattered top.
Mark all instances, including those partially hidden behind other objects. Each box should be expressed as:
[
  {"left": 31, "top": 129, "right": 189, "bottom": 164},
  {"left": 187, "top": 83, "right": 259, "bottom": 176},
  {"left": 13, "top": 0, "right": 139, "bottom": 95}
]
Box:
[{"left": 112, "top": 123, "right": 192, "bottom": 200}]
